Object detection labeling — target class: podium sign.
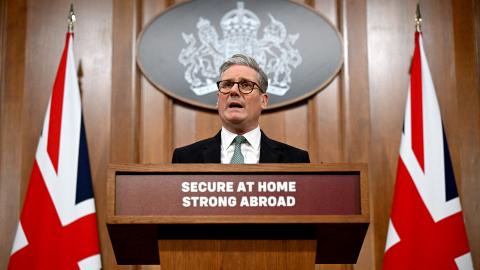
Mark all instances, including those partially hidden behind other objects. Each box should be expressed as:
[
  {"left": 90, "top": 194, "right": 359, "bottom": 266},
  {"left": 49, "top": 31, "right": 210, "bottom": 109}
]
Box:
[{"left": 107, "top": 164, "right": 369, "bottom": 266}]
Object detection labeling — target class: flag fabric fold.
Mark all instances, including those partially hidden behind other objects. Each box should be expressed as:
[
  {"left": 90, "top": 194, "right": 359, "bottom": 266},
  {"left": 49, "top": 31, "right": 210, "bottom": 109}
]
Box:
[
  {"left": 8, "top": 32, "right": 102, "bottom": 270},
  {"left": 382, "top": 31, "right": 473, "bottom": 270}
]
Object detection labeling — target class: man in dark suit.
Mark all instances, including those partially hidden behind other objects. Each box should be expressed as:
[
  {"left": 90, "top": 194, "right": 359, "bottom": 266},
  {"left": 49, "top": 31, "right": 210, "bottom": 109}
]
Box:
[{"left": 172, "top": 54, "right": 309, "bottom": 164}]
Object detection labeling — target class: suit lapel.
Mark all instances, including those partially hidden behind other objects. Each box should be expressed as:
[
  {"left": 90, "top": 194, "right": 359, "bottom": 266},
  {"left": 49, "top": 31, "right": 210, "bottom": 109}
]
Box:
[
  {"left": 259, "top": 131, "right": 282, "bottom": 163},
  {"left": 201, "top": 131, "right": 222, "bottom": 163}
]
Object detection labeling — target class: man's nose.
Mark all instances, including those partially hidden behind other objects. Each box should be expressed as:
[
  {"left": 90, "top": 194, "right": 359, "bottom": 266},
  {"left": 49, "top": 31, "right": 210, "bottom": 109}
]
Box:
[{"left": 229, "top": 84, "right": 241, "bottom": 96}]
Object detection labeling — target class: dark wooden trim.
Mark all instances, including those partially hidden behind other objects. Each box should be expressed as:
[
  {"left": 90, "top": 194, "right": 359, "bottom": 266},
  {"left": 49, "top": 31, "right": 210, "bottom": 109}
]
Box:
[
  {"left": 111, "top": 0, "right": 140, "bottom": 163},
  {"left": 452, "top": 0, "right": 480, "bottom": 266},
  {"left": 0, "top": 1, "right": 27, "bottom": 269}
]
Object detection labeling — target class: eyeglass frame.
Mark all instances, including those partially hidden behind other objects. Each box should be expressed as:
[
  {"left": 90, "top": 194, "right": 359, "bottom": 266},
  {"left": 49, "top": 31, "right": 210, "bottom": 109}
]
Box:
[{"left": 216, "top": 80, "right": 264, "bottom": 94}]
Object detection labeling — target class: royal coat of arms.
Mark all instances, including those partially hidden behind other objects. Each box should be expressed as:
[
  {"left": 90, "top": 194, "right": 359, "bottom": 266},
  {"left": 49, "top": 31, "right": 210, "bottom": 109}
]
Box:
[{"left": 178, "top": 2, "right": 302, "bottom": 96}]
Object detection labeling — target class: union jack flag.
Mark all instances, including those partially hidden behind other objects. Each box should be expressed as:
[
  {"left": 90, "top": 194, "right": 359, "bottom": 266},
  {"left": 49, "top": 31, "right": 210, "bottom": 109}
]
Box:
[
  {"left": 7, "top": 32, "right": 101, "bottom": 269},
  {"left": 382, "top": 31, "right": 473, "bottom": 269}
]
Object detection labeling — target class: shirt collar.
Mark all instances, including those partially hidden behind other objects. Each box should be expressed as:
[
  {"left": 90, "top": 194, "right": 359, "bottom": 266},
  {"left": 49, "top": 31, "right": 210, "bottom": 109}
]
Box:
[{"left": 221, "top": 126, "right": 261, "bottom": 150}]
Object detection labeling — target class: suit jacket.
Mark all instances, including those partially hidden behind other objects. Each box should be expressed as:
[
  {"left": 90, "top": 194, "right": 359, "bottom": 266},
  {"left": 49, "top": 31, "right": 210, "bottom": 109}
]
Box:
[{"left": 172, "top": 130, "right": 310, "bottom": 163}]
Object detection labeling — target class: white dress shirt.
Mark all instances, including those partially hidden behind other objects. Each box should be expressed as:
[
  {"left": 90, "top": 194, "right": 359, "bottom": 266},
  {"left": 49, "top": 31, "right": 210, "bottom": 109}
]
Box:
[{"left": 221, "top": 126, "right": 261, "bottom": 164}]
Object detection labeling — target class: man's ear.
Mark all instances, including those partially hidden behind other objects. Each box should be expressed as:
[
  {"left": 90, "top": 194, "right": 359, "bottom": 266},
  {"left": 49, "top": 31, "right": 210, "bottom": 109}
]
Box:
[
  {"left": 260, "top": 93, "right": 269, "bottom": 109},
  {"left": 216, "top": 92, "right": 219, "bottom": 108}
]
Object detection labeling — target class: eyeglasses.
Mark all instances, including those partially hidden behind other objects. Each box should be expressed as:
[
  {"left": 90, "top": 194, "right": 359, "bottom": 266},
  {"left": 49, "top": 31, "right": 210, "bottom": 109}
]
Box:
[{"left": 216, "top": 80, "right": 262, "bottom": 94}]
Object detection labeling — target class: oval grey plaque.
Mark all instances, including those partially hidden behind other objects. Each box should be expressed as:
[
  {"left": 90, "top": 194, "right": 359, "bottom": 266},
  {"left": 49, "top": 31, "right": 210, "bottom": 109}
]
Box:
[{"left": 137, "top": 0, "right": 343, "bottom": 110}]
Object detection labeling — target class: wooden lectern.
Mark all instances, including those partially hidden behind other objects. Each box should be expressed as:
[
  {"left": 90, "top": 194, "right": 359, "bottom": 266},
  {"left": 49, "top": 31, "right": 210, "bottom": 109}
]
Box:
[{"left": 107, "top": 163, "right": 369, "bottom": 270}]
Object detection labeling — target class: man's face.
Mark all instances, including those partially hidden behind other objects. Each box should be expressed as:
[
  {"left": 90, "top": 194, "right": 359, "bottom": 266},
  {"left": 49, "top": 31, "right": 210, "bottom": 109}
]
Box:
[{"left": 217, "top": 65, "right": 268, "bottom": 134}]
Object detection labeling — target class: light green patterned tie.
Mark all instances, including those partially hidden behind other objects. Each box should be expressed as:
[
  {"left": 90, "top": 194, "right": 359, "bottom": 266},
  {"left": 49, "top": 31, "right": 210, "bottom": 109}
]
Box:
[{"left": 230, "top": 135, "right": 247, "bottom": 164}]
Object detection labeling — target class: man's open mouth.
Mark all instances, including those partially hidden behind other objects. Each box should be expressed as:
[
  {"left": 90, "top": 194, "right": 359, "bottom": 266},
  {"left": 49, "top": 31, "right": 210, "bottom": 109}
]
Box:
[{"left": 228, "top": 102, "right": 244, "bottom": 108}]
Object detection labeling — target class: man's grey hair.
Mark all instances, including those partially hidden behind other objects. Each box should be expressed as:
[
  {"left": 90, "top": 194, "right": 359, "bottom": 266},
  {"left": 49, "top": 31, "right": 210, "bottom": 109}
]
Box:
[{"left": 219, "top": 54, "right": 268, "bottom": 93}]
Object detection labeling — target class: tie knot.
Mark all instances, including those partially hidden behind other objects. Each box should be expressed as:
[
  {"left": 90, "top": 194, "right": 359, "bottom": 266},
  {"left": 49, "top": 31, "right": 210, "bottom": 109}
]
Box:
[{"left": 233, "top": 135, "right": 247, "bottom": 145}]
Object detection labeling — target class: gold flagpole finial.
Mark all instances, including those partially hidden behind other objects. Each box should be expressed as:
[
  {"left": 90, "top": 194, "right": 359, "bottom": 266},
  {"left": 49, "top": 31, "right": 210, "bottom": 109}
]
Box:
[
  {"left": 68, "top": 4, "right": 76, "bottom": 33},
  {"left": 415, "top": 3, "right": 422, "bottom": 32}
]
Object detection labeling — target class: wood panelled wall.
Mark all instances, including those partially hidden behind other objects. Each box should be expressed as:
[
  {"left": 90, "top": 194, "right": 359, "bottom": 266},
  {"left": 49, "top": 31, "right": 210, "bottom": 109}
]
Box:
[{"left": 1, "top": 0, "right": 479, "bottom": 269}]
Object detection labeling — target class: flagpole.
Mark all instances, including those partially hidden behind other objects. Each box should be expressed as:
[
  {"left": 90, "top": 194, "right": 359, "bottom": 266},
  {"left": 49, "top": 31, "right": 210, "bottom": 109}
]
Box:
[
  {"left": 415, "top": 3, "right": 422, "bottom": 33},
  {"left": 68, "top": 4, "right": 76, "bottom": 33}
]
